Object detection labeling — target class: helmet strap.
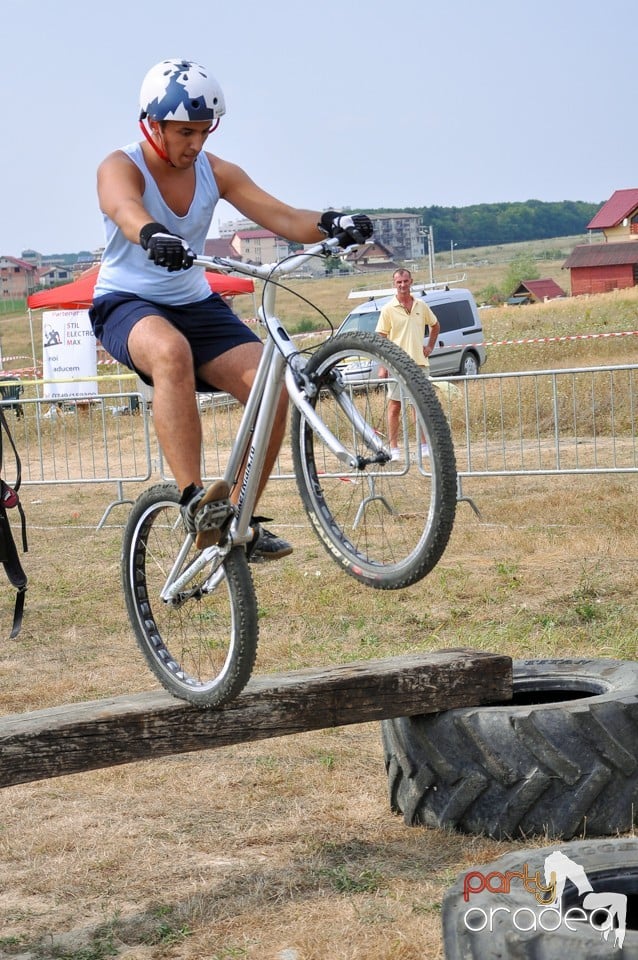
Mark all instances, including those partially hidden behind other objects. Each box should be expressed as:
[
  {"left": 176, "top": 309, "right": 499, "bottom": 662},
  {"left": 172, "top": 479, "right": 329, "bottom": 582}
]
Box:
[{"left": 138, "top": 119, "right": 174, "bottom": 167}]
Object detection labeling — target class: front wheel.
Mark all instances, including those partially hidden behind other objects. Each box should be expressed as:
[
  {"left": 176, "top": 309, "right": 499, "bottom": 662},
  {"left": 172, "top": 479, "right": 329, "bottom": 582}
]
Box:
[
  {"left": 291, "top": 332, "right": 457, "bottom": 589},
  {"left": 122, "top": 482, "right": 258, "bottom": 708}
]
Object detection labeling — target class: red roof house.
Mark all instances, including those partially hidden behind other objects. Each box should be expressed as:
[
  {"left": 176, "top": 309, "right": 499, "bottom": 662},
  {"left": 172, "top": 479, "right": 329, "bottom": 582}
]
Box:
[
  {"left": 204, "top": 237, "right": 236, "bottom": 259},
  {"left": 0, "top": 255, "right": 39, "bottom": 298},
  {"left": 563, "top": 241, "right": 638, "bottom": 296},
  {"left": 509, "top": 279, "right": 567, "bottom": 304},
  {"left": 587, "top": 189, "right": 638, "bottom": 238},
  {"left": 562, "top": 187, "right": 638, "bottom": 294},
  {"left": 343, "top": 240, "right": 397, "bottom": 271}
]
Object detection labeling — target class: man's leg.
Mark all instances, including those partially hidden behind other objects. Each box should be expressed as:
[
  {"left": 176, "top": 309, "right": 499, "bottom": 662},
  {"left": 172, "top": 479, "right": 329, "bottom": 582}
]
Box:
[
  {"left": 199, "top": 341, "right": 291, "bottom": 561},
  {"left": 128, "top": 314, "right": 205, "bottom": 489},
  {"left": 199, "top": 341, "right": 288, "bottom": 505},
  {"left": 128, "top": 323, "right": 289, "bottom": 558},
  {"left": 128, "top": 314, "right": 233, "bottom": 548},
  {"left": 388, "top": 398, "right": 401, "bottom": 449}
]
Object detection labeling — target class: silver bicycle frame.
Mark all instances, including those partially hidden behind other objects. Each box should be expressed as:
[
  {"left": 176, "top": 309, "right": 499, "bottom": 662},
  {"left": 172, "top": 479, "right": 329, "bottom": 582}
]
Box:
[
  {"left": 194, "top": 241, "right": 387, "bottom": 528},
  {"left": 160, "top": 239, "right": 390, "bottom": 603}
]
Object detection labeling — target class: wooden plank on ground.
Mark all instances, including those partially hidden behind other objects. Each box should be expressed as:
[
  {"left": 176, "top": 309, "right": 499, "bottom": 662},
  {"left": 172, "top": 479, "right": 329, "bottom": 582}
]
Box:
[{"left": 0, "top": 649, "right": 511, "bottom": 788}]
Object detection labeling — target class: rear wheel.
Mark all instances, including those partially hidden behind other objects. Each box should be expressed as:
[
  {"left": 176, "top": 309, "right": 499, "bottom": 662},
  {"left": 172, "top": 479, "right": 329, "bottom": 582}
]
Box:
[
  {"left": 291, "top": 332, "right": 457, "bottom": 589},
  {"left": 122, "top": 482, "right": 258, "bottom": 708}
]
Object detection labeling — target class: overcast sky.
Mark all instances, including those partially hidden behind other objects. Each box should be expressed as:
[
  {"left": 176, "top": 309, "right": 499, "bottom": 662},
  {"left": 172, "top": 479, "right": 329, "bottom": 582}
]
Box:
[{"left": 3, "top": 0, "right": 634, "bottom": 255}]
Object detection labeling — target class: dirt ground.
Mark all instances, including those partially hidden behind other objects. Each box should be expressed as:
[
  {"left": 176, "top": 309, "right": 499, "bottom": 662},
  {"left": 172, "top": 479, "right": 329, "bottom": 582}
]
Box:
[{"left": 0, "top": 467, "right": 636, "bottom": 959}]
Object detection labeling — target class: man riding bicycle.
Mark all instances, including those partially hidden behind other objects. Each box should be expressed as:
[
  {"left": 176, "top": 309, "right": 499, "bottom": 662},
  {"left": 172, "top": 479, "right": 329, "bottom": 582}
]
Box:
[{"left": 90, "top": 58, "right": 372, "bottom": 559}]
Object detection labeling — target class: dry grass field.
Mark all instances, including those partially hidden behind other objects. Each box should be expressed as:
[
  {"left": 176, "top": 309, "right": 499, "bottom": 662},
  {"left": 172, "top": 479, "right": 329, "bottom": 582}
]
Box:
[
  {"left": 1, "top": 242, "right": 637, "bottom": 959},
  {"left": 236, "top": 232, "right": 591, "bottom": 336}
]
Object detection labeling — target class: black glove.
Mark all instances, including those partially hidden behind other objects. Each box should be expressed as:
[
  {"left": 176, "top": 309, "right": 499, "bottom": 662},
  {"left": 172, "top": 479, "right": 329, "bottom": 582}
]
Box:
[
  {"left": 139, "top": 221, "right": 195, "bottom": 272},
  {"left": 318, "top": 211, "right": 374, "bottom": 245}
]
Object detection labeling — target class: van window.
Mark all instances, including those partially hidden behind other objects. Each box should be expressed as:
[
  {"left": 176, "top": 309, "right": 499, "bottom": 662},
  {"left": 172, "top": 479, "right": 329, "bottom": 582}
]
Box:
[
  {"left": 428, "top": 300, "right": 477, "bottom": 333},
  {"left": 341, "top": 310, "right": 380, "bottom": 334}
]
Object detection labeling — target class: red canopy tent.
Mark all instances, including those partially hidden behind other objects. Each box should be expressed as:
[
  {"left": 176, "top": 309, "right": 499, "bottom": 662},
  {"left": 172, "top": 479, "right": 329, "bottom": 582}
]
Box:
[{"left": 27, "top": 264, "right": 254, "bottom": 310}]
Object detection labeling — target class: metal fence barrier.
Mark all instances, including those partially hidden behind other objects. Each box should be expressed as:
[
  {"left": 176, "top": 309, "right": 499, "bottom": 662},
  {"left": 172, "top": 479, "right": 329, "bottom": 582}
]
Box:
[
  {"left": 0, "top": 391, "right": 153, "bottom": 526},
  {"left": 195, "top": 364, "right": 638, "bottom": 484},
  {"left": 441, "top": 363, "right": 638, "bottom": 478},
  {"left": 4, "top": 363, "right": 638, "bottom": 525}
]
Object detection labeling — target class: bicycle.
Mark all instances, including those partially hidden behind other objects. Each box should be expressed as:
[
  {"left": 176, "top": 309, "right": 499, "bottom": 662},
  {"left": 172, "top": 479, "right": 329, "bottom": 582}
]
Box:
[{"left": 121, "top": 235, "right": 457, "bottom": 708}]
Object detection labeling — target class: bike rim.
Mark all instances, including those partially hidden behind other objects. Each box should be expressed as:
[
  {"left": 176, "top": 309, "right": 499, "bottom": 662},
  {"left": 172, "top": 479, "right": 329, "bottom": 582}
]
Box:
[
  {"left": 299, "top": 347, "right": 442, "bottom": 580},
  {"left": 128, "top": 497, "right": 240, "bottom": 695}
]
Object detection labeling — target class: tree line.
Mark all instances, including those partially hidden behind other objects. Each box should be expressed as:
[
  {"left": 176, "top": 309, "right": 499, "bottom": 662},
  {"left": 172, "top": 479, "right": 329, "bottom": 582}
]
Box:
[
  {"left": 371, "top": 200, "right": 601, "bottom": 249},
  {"left": 39, "top": 200, "right": 603, "bottom": 265}
]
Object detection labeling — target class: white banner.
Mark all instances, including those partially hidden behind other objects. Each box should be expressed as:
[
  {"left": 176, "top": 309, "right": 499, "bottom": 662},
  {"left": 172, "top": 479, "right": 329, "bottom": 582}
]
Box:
[{"left": 42, "top": 310, "right": 97, "bottom": 399}]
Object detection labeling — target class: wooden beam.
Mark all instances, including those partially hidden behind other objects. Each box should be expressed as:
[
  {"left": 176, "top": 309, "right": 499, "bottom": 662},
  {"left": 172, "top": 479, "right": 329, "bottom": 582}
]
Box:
[{"left": 0, "top": 649, "right": 511, "bottom": 788}]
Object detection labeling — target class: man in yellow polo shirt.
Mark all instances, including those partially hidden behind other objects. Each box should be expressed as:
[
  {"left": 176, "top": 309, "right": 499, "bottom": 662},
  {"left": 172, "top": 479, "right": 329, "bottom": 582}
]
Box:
[{"left": 376, "top": 268, "right": 440, "bottom": 460}]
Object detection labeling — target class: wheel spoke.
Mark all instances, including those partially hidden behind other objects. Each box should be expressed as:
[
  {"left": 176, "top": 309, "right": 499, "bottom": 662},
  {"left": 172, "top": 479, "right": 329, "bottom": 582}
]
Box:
[
  {"left": 292, "top": 333, "right": 457, "bottom": 588},
  {"left": 122, "top": 483, "right": 258, "bottom": 707}
]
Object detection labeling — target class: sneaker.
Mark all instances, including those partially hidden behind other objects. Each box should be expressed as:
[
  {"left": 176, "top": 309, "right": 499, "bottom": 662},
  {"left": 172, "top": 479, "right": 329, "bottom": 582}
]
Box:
[
  {"left": 390, "top": 447, "right": 401, "bottom": 461},
  {"left": 246, "top": 521, "right": 293, "bottom": 563},
  {"left": 180, "top": 480, "right": 233, "bottom": 549}
]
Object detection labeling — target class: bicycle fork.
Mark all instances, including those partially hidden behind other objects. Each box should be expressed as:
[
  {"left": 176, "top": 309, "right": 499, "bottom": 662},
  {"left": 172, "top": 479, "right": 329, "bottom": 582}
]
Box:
[{"left": 285, "top": 363, "right": 390, "bottom": 468}]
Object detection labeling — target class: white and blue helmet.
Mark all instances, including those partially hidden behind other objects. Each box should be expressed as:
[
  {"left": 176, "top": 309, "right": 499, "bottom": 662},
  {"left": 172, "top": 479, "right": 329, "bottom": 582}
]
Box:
[{"left": 139, "top": 59, "right": 226, "bottom": 123}]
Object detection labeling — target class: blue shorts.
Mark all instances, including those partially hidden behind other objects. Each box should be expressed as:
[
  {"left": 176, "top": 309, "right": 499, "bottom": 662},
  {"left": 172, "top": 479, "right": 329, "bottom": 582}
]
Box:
[{"left": 89, "top": 291, "right": 260, "bottom": 392}]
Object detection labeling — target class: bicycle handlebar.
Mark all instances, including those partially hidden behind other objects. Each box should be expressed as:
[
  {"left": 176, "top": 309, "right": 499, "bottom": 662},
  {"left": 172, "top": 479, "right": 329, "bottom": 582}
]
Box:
[{"left": 192, "top": 235, "right": 349, "bottom": 282}]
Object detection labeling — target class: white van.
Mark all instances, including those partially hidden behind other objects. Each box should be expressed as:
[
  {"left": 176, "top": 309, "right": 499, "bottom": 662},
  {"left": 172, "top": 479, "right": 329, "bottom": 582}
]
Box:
[{"left": 337, "top": 284, "right": 487, "bottom": 377}]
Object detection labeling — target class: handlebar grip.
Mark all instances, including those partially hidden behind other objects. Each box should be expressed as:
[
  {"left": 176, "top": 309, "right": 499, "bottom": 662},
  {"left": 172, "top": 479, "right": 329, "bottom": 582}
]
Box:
[{"left": 335, "top": 230, "right": 364, "bottom": 247}]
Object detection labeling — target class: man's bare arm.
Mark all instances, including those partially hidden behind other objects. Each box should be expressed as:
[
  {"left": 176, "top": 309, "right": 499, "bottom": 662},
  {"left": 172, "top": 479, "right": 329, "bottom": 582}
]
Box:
[{"left": 96, "top": 151, "right": 152, "bottom": 245}]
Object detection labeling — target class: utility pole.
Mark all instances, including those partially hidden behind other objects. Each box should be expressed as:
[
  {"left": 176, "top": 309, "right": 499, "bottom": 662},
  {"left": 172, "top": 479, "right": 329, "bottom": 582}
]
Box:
[
  {"left": 427, "top": 225, "right": 435, "bottom": 284},
  {"left": 419, "top": 224, "right": 435, "bottom": 285}
]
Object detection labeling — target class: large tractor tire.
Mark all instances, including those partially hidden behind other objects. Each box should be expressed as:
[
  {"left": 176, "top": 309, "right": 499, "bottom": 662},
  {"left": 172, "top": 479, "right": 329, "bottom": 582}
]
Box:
[{"left": 382, "top": 658, "right": 638, "bottom": 840}]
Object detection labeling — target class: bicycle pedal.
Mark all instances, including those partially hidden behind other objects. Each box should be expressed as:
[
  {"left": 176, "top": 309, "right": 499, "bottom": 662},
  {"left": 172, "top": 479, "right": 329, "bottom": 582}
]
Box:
[
  {"left": 191, "top": 480, "right": 231, "bottom": 549},
  {"left": 195, "top": 512, "right": 234, "bottom": 550},
  {"left": 195, "top": 480, "right": 230, "bottom": 523},
  {"left": 196, "top": 497, "right": 232, "bottom": 530}
]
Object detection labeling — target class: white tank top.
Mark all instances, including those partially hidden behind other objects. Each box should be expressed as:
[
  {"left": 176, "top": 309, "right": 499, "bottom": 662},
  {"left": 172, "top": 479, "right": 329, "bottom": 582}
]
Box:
[{"left": 94, "top": 141, "right": 219, "bottom": 304}]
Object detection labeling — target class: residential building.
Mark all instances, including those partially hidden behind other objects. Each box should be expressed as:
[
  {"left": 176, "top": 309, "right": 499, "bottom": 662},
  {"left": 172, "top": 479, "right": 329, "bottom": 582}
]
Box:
[
  {"left": 587, "top": 189, "right": 638, "bottom": 242},
  {"left": 563, "top": 243, "right": 638, "bottom": 296},
  {"left": 343, "top": 240, "right": 397, "bottom": 272},
  {"left": 231, "top": 229, "right": 290, "bottom": 264},
  {"left": 563, "top": 188, "right": 638, "bottom": 297},
  {"left": 38, "top": 265, "right": 74, "bottom": 288},
  {"left": 216, "top": 212, "right": 424, "bottom": 262},
  {"left": 218, "top": 217, "right": 259, "bottom": 238},
  {"left": 507, "top": 279, "right": 567, "bottom": 305},
  {"left": 563, "top": 188, "right": 638, "bottom": 295},
  {"left": 0, "top": 255, "right": 39, "bottom": 299},
  {"left": 369, "top": 213, "right": 425, "bottom": 260},
  {"left": 204, "top": 237, "right": 237, "bottom": 260},
  {"left": 21, "top": 249, "right": 43, "bottom": 268}
]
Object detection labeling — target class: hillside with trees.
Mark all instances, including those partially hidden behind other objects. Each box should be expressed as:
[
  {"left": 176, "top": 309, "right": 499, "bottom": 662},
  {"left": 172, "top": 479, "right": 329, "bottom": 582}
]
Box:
[
  {"left": 370, "top": 200, "right": 601, "bottom": 249},
  {"left": 26, "top": 201, "right": 603, "bottom": 266}
]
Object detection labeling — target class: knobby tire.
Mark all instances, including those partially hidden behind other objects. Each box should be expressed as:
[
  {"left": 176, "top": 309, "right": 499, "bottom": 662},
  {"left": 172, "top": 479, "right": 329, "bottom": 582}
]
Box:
[
  {"left": 122, "top": 482, "right": 258, "bottom": 708},
  {"left": 382, "top": 657, "right": 638, "bottom": 839},
  {"left": 291, "top": 332, "right": 457, "bottom": 589}
]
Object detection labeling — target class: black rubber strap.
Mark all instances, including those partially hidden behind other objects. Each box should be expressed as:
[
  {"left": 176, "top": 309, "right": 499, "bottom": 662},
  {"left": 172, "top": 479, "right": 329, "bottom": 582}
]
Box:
[{"left": 9, "top": 586, "right": 25, "bottom": 640}]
